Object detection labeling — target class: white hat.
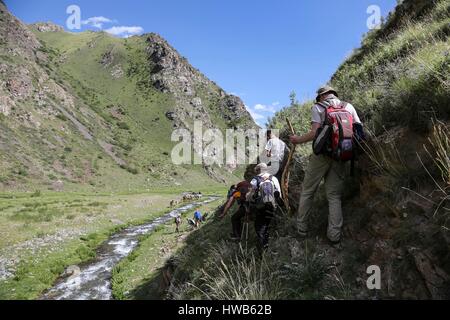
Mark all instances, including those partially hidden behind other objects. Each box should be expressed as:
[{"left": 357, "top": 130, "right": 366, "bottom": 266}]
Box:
[{"left": 255, "top": 163, "right": 268, "bottom": 173}]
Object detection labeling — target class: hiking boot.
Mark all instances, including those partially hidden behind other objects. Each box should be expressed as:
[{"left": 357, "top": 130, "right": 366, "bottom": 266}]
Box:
[
  {"left": 297, "top": 227, "right": 308, "bottom": 239},
  {"left": 328, "top": 239, "right": 342, "bottom": 250},
  {"left": 229, "top": 234, "right": 241, "bottom": 242}
]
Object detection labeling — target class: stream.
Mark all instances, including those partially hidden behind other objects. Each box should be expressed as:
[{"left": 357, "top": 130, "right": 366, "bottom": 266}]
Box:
[{"left": 41, "top": 197, "right": 219, "bottom": 300}]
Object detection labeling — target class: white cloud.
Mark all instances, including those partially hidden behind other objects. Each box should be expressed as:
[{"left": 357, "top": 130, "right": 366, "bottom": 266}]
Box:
[
  {"left": 245, "top": 105, "right": 267, "bottom": 127},
  {"left": 82, "top": 16, "right": 116, "bottom": 29},
  {"left": 105, "top": 26, "right": 144, "bottom": 38},
  {"left": 253, "top": 103, "right": 276, "bottom": 114},
  {"left": 272, "top": 101, "right": 280, "bottom": 106},
  {"left": 245, "top": 105, "right": 264, "bottom": 120}
]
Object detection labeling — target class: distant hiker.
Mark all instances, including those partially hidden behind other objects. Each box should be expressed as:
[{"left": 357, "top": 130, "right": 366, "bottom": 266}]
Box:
[
  {"left": 248, "top": 163, "right": 282, "bottom": 252},
  {"left": 187, "top": 218, "right": 196, "bottom": 228},
  {"left": 194, "top": 210, "right": 203, "bottom": 228},
  {"left": 289, "top": 85, "right": 363, "bottom": 246},
  {"left": 175, "top": 215, "right": 182, "bottom": 233},
  {"left": 219, "top": 180, "right": 251, "bottom": 241},
  {"left": 265, "top": 129, "right": 288, "bottom": 182}
]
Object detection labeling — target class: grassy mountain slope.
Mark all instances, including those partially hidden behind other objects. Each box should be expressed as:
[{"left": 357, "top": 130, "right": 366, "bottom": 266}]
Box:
[
  {"left": 0, "top": 2, "right": 257, "bottom": 193},
  {"left": 144, "top": 0, "right": 450, "bottom": 300}
]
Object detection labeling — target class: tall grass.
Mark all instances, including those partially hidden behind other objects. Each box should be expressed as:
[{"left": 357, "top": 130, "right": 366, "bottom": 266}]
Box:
[
  {"left": 357, "top": 128, "right": 408, "bottom": 179},
  {"left": 188, "top": 244, "right": 285, "bottom": 300},
  {"left": 421, "top": 120, "right": 450, "bottom": 218},
  {"left": 426, "top": 120, "right": 450, "bottom": 187}
]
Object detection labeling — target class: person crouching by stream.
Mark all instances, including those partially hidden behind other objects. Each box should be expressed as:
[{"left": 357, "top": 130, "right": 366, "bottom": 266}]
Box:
[
  {"left": 219, "top": 180, "right": 251, "bottom": 241},
  {"left": 194, "top": 210, "right": 203, "bottom": 228}
]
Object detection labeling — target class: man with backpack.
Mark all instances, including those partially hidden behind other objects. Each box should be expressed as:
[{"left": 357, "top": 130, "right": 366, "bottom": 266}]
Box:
[
  {"left": 289, "top": 86, "right": 363, "bottom": 246},
  {"left": 265, "top": 129, "right": 288, "bottom": 182},
  {"left": 248, "top": 163, "right": 282, "bottom": 252},
  {"left": 219, "top": 180, "right": 252, "bottom": 241}
]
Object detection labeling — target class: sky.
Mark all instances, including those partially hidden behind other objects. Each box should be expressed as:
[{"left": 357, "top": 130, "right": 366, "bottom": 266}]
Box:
[{"left": 7, "top": 0, "right": 397, "bottom": 127}]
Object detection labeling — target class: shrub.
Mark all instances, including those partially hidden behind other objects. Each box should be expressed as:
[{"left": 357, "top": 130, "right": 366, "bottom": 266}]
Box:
[
  {"left": 17, "top": 168, "right": 28, "bottom": 176},
  {"left": 56, "top": 114, "right": 68, "bottom": 121},
  {"left": 31, "top": 190, "right": 41, "bottom": 198},
  {"left": 117, "top": 122, "right": 130, "bottom": 130}
]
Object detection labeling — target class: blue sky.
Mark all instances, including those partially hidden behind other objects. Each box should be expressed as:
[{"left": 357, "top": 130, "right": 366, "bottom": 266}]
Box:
[{"left": 7, "top": 0, "right": 397, "bottom": 126}]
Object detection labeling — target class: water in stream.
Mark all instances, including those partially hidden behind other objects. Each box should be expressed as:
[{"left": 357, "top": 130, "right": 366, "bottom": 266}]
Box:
[{"left": 41, "top": 197, "right": 218, "bottom": 300}]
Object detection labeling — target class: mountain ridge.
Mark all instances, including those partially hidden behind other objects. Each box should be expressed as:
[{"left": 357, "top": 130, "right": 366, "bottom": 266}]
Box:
[{"left": 0, "top": 3, "right": 257, "bottom": 192}]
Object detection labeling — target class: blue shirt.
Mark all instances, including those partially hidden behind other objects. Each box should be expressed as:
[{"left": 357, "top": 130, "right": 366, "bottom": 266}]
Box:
[{"left": 194, "top": 211, "right": 202, "bottom": 220}]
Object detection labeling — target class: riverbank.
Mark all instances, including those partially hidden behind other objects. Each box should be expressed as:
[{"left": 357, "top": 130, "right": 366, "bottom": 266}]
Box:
[{"left": 0, "top": 190, "right": 225, "bottom": 299}]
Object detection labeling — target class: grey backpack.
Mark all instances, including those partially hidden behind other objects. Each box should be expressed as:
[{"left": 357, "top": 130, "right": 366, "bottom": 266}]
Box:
[{"left": 253, "top": 175, "right": 277, "bottom": 210}]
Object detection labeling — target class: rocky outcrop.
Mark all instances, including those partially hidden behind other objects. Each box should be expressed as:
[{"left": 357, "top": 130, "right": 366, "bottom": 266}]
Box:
[
  {"left": 32, "top": 22, "right": 64, "bottom": 33},
  {"left": 218, "top": 94, "right": 258, "bottom": 128},
  {"left": 0, "top": 1, "right": 41, "bottom": 58},
  {"left": 146, "top": 33, "right": 208, "bottom": 96},
  {"left": 145, "top": 33, "right": 255, "bottom": 131}
]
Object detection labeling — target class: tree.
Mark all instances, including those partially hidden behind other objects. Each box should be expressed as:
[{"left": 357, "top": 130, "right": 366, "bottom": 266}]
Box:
[{"left": 289, "top": 91, "right": 298, "bottom": 106}]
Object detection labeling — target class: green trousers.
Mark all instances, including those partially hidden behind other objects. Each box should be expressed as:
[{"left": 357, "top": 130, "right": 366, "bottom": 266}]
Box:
[{"left": 297, "top": 153, "right": 345, "bottom": 242}]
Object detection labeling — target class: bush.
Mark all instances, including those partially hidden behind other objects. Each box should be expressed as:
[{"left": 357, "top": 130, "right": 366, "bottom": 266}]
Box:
[
  {"left": 17, "top": 168, "right": 28, "bottom": 176},
  {"left": 56, "top": 114, "right": 68, "bottom": 121},
  {"left": 120, "top": 164, "right": 139, "bottom": 175},
  {"left": 117, "top": 122, "right": 130, "bottom": 130},
  {"left": 31, "top": 190, "right": 41, "bottom": 198}
]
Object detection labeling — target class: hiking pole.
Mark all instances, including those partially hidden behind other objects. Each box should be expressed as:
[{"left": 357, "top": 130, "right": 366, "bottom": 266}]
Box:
[
  {"left": 281, "top": 118, "right": 296, "bottom": 214},
  {"left": 241, "top": 208, "right": 250, "bottom": 252}
]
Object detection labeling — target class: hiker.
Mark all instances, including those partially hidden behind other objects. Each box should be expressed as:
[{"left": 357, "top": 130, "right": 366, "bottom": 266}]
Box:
[
  {"left": 219, "top": 180, "right": 251, "bottom": 241},
  {"left": 265, "top": 129, "right": 288, "bottom": 182},
  {"left": 248, "top": 163, "right": 282, "bottom": 252},
  {"left": 227, "top": 184, "right": 237, "bottom": 200},
  {"left": 194, "top": 210, "right": 203, "bottom": 228},
  {"left": 174, "top": 215, "right": 182, "bottom": 233},
  {"left": 187, "top": 218, "right": 196, "bottom": 228},
  {"left": 289, "top": 85, "right": 363, "bottom": 246}
]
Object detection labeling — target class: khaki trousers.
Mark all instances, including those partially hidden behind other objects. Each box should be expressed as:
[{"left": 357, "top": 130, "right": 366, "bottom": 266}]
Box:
[{"left": 297, "top": 154, "right": 345, "bottom": 242}]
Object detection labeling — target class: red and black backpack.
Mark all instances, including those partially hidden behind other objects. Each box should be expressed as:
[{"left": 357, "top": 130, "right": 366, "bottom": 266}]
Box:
[{"left": 313, "top": 101, "right": 355, "bottom": 162}]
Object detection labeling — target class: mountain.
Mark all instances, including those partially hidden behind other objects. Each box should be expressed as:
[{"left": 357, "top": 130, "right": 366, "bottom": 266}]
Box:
[{"left": 0, "top": 2, "right": 257, "bottom": 192}]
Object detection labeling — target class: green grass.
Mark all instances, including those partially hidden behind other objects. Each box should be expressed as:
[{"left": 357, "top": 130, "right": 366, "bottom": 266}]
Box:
[{"left": 0, "top": 230, "right": 110, "bottom": 300}]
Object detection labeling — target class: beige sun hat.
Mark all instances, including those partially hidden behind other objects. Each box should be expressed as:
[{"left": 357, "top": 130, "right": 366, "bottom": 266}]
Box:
[{"left": 316, "top": 85, "right": 338, "bottom": 102}]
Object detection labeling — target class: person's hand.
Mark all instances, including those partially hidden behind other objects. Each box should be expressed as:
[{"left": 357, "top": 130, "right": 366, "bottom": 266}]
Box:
[{"left": 289, "top": 135, "right": 301, "bottom": 145}]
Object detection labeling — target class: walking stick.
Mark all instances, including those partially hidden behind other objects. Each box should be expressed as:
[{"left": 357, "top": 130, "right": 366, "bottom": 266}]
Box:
[
  {"left": 241, "top": 210, "right": 250, "bottom": 252},
  {"left": 281, "top": 118, "right": 296, "bottom": 214}
]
